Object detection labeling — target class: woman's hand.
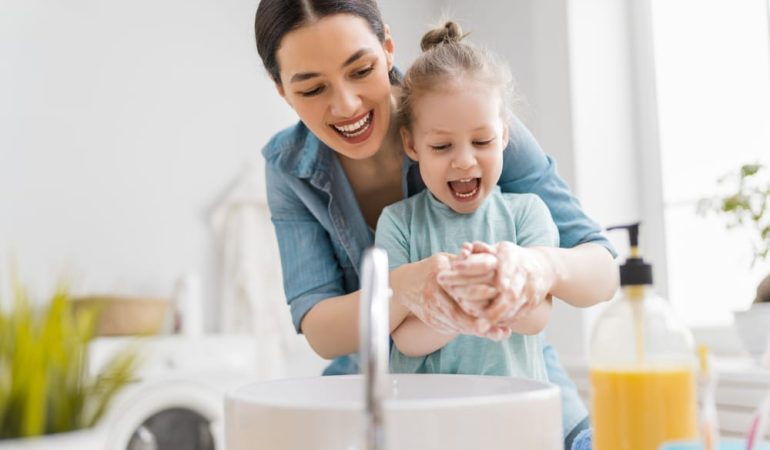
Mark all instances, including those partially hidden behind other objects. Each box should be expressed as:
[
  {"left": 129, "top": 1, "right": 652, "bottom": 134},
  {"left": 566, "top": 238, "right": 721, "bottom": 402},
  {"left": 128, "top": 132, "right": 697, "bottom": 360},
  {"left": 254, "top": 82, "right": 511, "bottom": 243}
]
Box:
[{"left": 390, "top": 253, "right": 486, "bottom": 335}]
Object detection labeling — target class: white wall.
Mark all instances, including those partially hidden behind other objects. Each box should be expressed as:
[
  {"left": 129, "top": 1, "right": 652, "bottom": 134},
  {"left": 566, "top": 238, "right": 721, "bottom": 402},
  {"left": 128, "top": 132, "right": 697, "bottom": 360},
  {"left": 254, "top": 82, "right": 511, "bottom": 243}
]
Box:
[{"left": 0, "top": 0, "right": 296, "bottom": 327}]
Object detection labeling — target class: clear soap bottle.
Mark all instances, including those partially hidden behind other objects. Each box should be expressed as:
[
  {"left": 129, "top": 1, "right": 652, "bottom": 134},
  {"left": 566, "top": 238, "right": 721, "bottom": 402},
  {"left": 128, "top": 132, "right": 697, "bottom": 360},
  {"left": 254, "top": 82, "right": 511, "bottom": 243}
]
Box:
[{"left": 590, "top": 223, "right": 698, "bottom": 450}]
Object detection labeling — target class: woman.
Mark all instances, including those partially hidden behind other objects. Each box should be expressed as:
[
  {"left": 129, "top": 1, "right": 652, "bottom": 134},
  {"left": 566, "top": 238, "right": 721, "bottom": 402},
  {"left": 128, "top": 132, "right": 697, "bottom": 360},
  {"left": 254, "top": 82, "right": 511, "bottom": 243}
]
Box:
[{"left": 254, "top": 1, "right": 618, "bottom": 448}]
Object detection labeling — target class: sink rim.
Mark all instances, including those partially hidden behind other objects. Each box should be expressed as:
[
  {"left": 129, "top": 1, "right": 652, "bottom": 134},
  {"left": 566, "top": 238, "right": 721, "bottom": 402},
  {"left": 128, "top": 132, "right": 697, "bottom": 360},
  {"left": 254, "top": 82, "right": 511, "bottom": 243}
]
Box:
[{"left": 227, "top": 373, "right": 559, "bottom": 411}]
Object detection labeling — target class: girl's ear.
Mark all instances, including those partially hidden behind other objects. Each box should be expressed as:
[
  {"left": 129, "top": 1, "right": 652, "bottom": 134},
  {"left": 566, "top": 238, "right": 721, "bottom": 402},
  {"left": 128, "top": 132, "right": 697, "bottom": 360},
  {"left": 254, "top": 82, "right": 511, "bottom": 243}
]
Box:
[
  {"left": 400, "top": 127, "right": 419, "bottom": 161},
  {"left": 501, "top": 122, "right": 509, "bottom": 148}
]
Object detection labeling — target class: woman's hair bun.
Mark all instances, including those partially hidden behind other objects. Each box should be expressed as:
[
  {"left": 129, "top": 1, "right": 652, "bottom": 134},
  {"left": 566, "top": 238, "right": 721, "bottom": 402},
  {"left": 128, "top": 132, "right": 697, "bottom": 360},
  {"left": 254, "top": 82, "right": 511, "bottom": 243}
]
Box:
[{"left": 420, "top": 21, "right": 465, "bottom": 51}]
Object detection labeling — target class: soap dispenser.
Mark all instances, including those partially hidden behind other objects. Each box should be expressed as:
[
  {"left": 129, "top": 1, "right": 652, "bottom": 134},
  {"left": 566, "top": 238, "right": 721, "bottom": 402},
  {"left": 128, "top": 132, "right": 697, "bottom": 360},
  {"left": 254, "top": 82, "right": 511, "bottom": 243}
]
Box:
[{"left": 590, "top": 223, "right": 698, "bottom": 450}]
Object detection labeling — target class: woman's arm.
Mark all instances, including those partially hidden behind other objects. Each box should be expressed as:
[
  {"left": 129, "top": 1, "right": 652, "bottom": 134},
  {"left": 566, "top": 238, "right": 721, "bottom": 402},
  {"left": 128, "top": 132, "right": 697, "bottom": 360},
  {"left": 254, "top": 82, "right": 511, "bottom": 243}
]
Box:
[
  {"left": 477, "top": 241, "right": 617, "bottom": 328},
  {"left": 532, "top": 242, "right": 618, "bottom": 306},
  {"left": 391, "top": 314, "right": 456, "bottom": 357},
  {"left": 301, "top": 255, "right": 482, "bottom": 359},
  {"left": 498, "top": 117, "right": 617, "bottom": 260},
  {"left": 301, "top": 289, "right": 407, "bottom": 359},
  {"left": 481, "top": 118, "right": 620, "bottom": 319},
  {"left": 438, "top": 195, "right": 616, "bottom": 332}
]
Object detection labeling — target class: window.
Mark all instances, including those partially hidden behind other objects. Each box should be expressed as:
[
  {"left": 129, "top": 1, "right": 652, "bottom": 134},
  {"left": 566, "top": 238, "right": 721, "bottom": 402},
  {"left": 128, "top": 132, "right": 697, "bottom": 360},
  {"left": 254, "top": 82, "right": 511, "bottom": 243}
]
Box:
[{"left": 650, "top": 0, "right": 770, "bottom": 325}]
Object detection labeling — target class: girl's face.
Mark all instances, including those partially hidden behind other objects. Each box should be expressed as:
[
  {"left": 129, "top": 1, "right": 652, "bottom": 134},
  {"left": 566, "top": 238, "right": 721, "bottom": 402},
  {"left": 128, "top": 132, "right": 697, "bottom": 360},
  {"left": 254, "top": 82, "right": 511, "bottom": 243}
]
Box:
[
  {"left": 275, "top": 14, "right": 395, "bottom": 160},
  {"left": 401, "top": 79, "right": 508, "bottom": 214}
]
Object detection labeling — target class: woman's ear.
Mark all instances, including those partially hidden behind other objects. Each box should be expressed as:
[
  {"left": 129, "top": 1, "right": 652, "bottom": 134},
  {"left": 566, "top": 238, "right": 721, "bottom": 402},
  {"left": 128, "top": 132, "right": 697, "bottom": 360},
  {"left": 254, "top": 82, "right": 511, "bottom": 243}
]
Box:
[
  {"left": 383, "top": 24, "right": 395, "bottom": 72},
  {"left": 400, "top": 127, "right": 419, "bottom": 161},
  {"left": 274, "top": 81, "right": 295, "bottom": 110}
]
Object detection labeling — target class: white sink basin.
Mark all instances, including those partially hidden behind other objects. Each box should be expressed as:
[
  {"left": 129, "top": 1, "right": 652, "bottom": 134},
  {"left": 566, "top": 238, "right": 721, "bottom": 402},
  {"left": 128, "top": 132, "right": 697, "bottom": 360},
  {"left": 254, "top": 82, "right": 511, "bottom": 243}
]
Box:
[{"left": 225, "top": 374, "right": 562, "bottom": 450}]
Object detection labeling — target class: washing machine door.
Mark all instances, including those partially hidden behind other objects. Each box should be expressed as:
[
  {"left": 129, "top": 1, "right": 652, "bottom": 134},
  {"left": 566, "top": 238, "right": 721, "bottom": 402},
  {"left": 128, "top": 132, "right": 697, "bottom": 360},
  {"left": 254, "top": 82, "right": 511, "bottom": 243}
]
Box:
[{"left": 103, "top": 380, "right": 223, "bottom": 450}]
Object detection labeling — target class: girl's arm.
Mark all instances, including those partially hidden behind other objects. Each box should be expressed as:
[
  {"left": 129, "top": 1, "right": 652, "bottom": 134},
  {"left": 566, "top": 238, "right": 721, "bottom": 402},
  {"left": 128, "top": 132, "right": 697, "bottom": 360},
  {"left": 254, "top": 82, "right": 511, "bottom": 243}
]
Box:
[
  {"left": 507, "top": 296, "right": 552, "bottom": 335},
  {"left": 391, "top": 314, "right": 457, "bottom": 357}
]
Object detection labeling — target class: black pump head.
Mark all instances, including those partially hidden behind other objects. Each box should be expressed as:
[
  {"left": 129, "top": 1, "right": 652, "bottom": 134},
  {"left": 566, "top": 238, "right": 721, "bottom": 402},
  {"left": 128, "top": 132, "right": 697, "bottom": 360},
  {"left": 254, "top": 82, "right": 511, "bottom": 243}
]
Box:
[
  {"left": 607, "top": 223, "right": 640, "bottom": 248},
  {"left": 607, "top": 222, "right": 653, "bottom": 286}
]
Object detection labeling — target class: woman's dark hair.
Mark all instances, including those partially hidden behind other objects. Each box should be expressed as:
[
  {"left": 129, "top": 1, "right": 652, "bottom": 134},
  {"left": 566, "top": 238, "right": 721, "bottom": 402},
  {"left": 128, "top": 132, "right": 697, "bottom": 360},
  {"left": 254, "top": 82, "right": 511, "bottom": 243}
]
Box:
[{"left": 255, "top": 0, "right": 399, "bottom": 85}]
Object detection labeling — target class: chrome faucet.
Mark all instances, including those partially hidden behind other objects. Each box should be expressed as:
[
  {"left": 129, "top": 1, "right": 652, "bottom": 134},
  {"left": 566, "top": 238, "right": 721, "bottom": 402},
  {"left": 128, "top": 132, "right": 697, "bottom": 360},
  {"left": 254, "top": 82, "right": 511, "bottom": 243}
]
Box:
[{"left": 359, "top": 247, "right": 390, "bottom": 450}]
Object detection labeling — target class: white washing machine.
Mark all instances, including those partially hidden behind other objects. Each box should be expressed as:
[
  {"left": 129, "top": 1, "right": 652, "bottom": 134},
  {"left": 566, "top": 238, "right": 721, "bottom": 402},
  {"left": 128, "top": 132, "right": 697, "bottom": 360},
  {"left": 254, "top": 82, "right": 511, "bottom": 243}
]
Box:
[{"left": 89, "top": 335, "right": 264, "bottom": 450}]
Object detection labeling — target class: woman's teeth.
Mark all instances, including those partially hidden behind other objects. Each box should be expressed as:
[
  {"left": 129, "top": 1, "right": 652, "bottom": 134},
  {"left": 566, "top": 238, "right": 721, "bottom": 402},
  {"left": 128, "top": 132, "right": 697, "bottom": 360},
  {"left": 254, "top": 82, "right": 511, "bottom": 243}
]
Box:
[{"left": 333, "top": 112, "right": 372, "bottom": 137}]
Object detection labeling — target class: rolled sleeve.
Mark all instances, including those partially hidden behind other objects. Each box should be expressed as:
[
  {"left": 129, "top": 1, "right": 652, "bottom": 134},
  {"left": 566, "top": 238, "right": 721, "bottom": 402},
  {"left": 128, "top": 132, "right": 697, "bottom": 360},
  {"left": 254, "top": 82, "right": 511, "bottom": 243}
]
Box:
[{"left": 266, "top": 167, "right": 345, "bottom": 333}]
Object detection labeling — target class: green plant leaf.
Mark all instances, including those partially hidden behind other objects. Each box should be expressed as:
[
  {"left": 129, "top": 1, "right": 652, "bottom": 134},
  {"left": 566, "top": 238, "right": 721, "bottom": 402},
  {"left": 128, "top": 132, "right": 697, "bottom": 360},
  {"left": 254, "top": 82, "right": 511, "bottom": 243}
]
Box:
[
  {"left": 698, "top": 163, "right": 770, "bottom": 264},
  {"left": 0, "top": 282, "right": 139, "bottom": 438}
]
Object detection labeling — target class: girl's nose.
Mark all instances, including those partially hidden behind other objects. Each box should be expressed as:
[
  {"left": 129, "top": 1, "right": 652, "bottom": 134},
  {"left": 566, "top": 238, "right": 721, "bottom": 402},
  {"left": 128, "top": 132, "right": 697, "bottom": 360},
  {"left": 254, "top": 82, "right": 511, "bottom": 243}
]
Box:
[
  {"left": 451, "top": 148, "right": 477, "bottom": 170},
  {"left": 330, "top": 86, "right": 362, "bottom": 118}
]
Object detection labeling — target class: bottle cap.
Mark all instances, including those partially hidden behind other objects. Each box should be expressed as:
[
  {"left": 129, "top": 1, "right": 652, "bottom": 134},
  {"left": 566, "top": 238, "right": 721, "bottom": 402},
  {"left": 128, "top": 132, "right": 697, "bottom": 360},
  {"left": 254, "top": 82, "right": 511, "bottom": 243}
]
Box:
[{"left": 607, "top": 222, "right": 653, "bottom": 286}]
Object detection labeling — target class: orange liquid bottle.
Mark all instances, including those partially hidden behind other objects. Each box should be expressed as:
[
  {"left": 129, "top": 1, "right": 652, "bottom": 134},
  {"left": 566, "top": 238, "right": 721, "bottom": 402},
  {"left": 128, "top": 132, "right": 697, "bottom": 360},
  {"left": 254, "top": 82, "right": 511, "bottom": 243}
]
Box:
[{"left": 590, "top": 224, "right": 698, "bottom": 450}]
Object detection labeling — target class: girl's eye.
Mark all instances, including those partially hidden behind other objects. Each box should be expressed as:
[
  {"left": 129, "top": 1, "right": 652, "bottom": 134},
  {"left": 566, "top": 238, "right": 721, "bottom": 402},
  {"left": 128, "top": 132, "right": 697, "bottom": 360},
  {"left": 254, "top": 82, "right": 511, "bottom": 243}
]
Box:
[
  {"left": 473, "top": 138, "right": 495, "bottom": 147},
  {"left": 430, "top": 144, "right": 451, "bottom": 152},
  {"left": 299, "top": 85, "right": 325, "bottom": 97},
  {"left": 353, "top": 65, "right": 375, "bottom": 78}
]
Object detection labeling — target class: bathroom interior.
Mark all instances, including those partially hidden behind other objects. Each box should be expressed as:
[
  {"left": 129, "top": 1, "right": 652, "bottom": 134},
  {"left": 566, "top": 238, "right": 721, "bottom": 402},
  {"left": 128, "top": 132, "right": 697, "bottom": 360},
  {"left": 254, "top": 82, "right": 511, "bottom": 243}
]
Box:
[{"left": 1, "top": 0, "right": 770, "bottom": 449}]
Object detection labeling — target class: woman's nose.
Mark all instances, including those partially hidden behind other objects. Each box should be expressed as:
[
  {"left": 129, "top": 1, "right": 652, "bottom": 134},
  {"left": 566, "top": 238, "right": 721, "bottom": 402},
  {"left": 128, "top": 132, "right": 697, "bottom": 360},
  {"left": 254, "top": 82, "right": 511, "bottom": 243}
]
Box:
[
  {"left": 451, "top": 148, "right": 477, "bottom": 170},
  {"left": 329, "top": 86, "right": 362, "bottom": 118}
]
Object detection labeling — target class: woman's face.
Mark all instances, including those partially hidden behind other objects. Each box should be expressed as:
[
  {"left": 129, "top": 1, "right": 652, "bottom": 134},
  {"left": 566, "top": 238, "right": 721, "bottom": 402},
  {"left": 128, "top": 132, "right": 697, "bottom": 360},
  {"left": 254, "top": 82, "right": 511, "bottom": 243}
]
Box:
[{"left": 275, "top": 14, "right": 395, "bottom": 160}]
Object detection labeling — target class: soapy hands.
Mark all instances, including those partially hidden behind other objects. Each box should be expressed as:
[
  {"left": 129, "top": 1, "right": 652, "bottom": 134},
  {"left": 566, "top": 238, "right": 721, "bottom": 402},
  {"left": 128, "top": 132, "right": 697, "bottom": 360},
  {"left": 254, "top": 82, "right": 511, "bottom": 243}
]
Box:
[
  {"left": 393, "top": 252, "right": 487, "bottom": 336},
  {"left": 436, "top": 241, "right": 556, "bottom": 340}
]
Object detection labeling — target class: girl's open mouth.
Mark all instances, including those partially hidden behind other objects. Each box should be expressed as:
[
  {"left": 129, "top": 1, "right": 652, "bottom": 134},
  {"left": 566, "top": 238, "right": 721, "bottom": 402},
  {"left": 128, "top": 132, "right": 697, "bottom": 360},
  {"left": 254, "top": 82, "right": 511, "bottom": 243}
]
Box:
[
  {"left": 330, "top": 111, "right": 374, "bottom": 144},
  {"left": 449, "top": 177, "right": 480, "bottom": 201}
]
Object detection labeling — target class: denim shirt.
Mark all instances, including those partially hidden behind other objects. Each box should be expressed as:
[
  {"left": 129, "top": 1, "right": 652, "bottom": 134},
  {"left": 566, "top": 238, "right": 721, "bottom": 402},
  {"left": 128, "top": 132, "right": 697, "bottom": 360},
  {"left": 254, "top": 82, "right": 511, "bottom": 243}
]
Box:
[{"left": 262, "top": 116, "right": 615, "bottom": 444}]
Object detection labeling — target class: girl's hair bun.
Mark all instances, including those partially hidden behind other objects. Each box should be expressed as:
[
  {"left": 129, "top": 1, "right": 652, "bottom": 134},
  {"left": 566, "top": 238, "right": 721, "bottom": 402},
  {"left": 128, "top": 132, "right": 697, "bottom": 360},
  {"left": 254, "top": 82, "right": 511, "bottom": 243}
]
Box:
[{"left": 420, "top": 21, "right": 465, "bottom": 51}]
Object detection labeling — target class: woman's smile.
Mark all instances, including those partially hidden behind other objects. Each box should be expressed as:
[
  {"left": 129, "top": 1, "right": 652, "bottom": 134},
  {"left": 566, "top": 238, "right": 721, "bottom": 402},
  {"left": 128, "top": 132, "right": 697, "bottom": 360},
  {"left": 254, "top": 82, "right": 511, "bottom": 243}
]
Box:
[{"left": 330, "top": 110, "right": 375, "bottom": 143}]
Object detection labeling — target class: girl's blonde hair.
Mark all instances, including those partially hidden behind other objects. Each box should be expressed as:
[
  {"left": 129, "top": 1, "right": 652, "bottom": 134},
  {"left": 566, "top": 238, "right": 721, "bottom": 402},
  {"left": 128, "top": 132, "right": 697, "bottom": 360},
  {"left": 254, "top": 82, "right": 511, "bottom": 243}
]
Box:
[{"left": 398, "top": 21, "right": 516, "bottom": 131}]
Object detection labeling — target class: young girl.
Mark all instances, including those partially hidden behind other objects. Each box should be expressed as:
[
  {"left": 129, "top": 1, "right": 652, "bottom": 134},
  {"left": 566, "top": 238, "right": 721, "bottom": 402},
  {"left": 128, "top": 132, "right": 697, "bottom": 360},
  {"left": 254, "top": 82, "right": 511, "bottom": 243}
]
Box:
[{"left": 375, "top": 21, "right": 558, "bottom": 380}]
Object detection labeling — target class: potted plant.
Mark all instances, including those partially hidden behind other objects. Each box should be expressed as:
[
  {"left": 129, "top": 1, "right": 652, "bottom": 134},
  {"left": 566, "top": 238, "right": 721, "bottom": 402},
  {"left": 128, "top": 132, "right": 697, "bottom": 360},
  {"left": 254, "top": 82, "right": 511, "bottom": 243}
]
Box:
[
  {"left": 0, "top": 284, "right": 139, "bottom": 449},
  {"left": 698, "top": 162, "right": 770, "bottom": 356}
]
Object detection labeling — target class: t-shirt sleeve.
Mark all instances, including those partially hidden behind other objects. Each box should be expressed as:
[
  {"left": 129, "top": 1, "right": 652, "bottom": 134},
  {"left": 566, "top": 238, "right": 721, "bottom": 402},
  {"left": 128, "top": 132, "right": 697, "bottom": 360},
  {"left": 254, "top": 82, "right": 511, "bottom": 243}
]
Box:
[
  {"left": 498, "top": 117, "right": 616, "bottom": 257},
  {"left": 512, "top": 194, "right": 560, "bottom": 248},
  {"left": 374, "top": 205, "right": 411, "bottom": 271}
]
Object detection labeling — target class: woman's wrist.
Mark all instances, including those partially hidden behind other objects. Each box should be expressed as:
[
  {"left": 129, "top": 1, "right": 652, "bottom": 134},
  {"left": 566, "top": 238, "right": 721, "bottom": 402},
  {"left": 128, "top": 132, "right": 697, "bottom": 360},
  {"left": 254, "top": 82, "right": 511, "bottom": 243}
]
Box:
[
  {"left": 528, "top": 245, "right": 562, "bottom": 296},
  {"left": 532, "top": 243, "right": 618, "bottom": 306},
  {"left": 388, "top": 259, "right": 428, "bottom": 331}
]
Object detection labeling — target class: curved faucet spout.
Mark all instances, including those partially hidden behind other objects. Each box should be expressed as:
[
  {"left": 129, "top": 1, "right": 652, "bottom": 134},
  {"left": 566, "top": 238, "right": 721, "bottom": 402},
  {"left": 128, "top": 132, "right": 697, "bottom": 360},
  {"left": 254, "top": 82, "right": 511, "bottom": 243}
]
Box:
[{"left": 359, "top": 247, "right": 390, "bottom": 450}]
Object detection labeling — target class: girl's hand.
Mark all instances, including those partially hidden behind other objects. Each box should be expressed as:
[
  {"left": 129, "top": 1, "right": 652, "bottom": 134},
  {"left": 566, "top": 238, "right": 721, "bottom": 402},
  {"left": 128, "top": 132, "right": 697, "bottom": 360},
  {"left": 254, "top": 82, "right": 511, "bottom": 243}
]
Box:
[
  {"left": 438, "top": 241, "right": 555, "bottom": 337},
  {"left": 393, "top": 253, "right": 486, "bottom": 335},
  {"left": 435, "top": 243, "right": 507, "bottom": 340},
  {"left": 438, "top": 244, "right": 499, "bottom": 313}
]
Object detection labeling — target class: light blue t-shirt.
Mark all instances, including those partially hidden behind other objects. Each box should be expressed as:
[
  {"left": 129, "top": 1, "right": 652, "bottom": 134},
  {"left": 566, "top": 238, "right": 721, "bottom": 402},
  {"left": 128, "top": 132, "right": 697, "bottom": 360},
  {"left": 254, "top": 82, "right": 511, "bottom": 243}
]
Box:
[{"left": 375, "top": 187, "right": 559, "bottom": 380}]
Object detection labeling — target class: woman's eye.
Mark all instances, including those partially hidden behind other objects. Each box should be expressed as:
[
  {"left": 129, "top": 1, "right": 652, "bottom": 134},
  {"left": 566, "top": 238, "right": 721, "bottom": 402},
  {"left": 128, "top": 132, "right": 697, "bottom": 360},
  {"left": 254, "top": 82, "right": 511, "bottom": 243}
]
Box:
[
  {"left": 299, "top": 86, "right": 325, "bottom": 97},
  {"left": 430, "top": 144, "right": 451, "bottom": 152},
  {"left": 473, "top": 138, "right": 495, "bottom": 147},
  {"left": 353, "top": 66, "right": 374, "bottom": 78}
]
